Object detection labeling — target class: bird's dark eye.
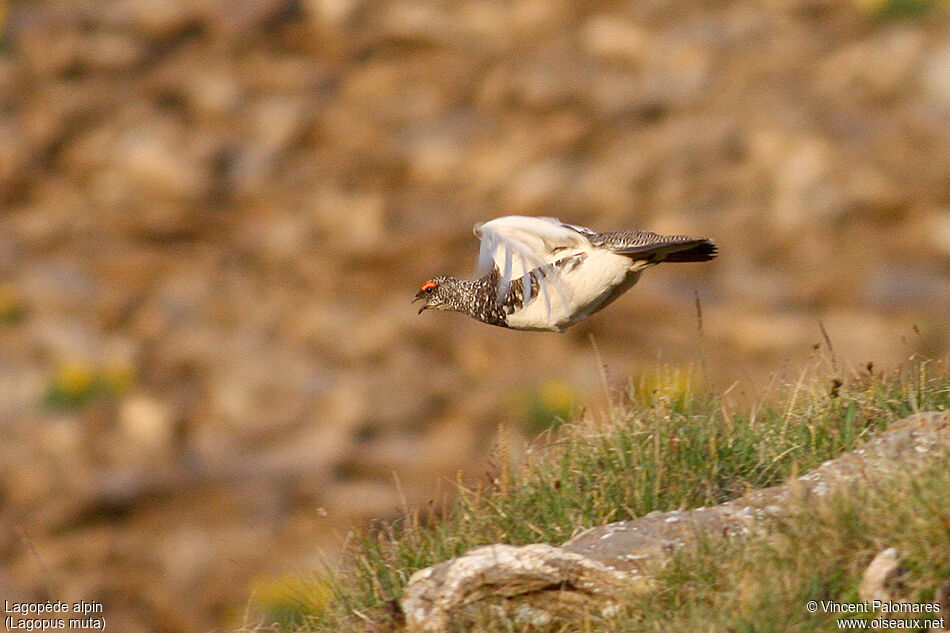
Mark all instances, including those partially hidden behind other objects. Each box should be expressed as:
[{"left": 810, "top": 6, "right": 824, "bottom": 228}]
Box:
[{"left": 426, "top": 286, "right": 433, "bottom": 293}]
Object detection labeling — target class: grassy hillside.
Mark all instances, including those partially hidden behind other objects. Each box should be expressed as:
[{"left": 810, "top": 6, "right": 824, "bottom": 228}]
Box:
[{"left": 254, "top": 357, "right": 950, "bottom": 632}]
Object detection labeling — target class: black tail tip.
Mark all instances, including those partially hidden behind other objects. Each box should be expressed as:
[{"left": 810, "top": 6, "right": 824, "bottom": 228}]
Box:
[{"left": 665, "top": 239, "right": 718, "bottom": 263}]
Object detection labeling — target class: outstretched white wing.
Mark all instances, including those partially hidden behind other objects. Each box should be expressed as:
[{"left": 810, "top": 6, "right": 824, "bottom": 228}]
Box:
[{"left": 473, "top": 216, "right": 590, "bottom": 312}]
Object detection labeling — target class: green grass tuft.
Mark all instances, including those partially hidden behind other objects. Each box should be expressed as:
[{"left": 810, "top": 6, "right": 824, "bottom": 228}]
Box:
[
  {"left": 43, "top": 361, "right": 135, "bottom": 409},
  {"left": 870, "top": 0, "right": 944, "bottom": 21}
]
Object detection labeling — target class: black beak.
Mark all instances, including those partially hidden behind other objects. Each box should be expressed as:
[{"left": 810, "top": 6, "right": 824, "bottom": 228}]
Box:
[{"left": 412, "top": 292, "right": 428, "bottom": 313}]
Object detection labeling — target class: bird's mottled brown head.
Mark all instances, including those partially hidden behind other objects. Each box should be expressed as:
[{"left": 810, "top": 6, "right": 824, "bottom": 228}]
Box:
[{"left": 412, "top": 276, "right": 458, "bottom": 314}]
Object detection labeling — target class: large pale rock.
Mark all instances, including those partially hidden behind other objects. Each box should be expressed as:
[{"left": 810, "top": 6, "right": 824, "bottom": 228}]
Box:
[{"left": 402, "top": 543, "right": 654, "bottom": 633}]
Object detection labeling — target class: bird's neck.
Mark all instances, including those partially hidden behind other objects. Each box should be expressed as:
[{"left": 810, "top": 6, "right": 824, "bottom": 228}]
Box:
[
  {"left": 450, "top": 274, "right": 507, "bottom": 326},
  {"left": 446, "top": 277, "right": 482, "bottom": 316}
]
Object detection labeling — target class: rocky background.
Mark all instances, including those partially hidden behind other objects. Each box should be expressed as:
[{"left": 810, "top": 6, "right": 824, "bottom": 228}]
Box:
[{"left": 0, "top": 0, "right": 948, "bottom": 631}]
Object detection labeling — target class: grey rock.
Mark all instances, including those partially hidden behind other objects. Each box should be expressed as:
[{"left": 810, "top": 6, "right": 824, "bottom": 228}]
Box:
[{"left": 402, "top": 543, "right": 654, "bottom": 633}]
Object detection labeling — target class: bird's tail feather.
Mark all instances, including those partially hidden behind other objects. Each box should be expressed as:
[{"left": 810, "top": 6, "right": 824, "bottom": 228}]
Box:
[{"left": 662, "top": 239, "right": 718, "bottom": 262}]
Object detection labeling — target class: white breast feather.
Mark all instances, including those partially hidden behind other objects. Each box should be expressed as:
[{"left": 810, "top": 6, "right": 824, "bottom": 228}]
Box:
[
  {"left": 505, "top": 248, "right": 633, "bottom": 331},
  {"left": 473, "top": 216, "right": 635, "bottom": 331}
]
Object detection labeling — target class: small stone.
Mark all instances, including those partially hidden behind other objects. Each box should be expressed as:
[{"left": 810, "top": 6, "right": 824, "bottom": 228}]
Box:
[
  {"left": 582, "top": 15, "right": 651, "bottom": 64},
  {"left": 114, "top": 0, "right": 201, "bottom": 39},
  {"left": 304, "top": 0, "right": 363, "bottom": 28},
  {"left": 925, "top": 209, "right": 950, "bottom": 259},
  {"left": 46, "top": 417, "right": 82, "bottom": 456},
  {"left": 858, "top": 548, "right": 903, "bottom": 604},
  {"left": 80, "top": 31, "right": 146, "bottom": 71},
  {"left": 112, "top": 119, "right": 208, "bottom": 200},
  {"left": 250, "top": 96, "right": 310, "bottom": 157},
  {"left": 119, "top": 393, "right": 174, "bottom": 452},
  {"left": 181, "top": 67, "right": 243, "bottom": 119},
  {"left": 934, "top": 580, "right": 950, "bottom": 631},
  {"left": 921, "top": 41, "right": 950, "bottom": 114}
]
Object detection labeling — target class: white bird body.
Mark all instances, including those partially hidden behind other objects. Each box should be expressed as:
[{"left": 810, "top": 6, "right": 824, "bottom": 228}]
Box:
[
  {"left": 414, "top": 216, "right": 716, "bottom": 332},
  {"left": 504, "top": 247, "right": 644, "bottom": 331}
]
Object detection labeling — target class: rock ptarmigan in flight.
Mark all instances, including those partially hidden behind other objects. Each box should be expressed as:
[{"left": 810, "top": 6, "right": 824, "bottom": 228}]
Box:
[{"left": 413, "top": 216, "right": 716, "bottom": 332}]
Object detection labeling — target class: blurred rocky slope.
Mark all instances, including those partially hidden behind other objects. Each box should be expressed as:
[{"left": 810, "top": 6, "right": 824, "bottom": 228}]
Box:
[{"left": 0, "top": 0, "right": 948, "bottom": 631}]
